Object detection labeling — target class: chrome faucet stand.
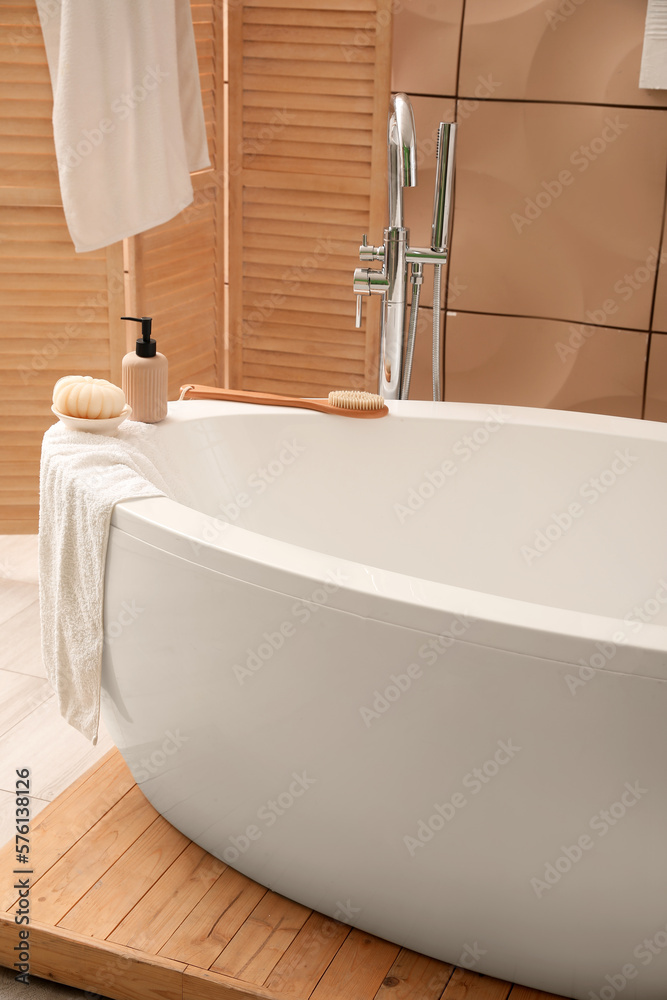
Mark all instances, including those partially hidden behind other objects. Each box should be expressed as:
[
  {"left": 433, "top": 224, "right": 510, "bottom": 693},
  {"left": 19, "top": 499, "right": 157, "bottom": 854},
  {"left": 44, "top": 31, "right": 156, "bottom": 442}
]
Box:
[{"left": 353, "top": 94, "right": 457, "bottom": 401}]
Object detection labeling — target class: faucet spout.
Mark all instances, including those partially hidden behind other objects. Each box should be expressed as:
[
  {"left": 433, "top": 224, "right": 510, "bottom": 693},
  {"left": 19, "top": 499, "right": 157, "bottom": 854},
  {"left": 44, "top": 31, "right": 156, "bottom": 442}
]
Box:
[{"left": 387, "top": 93, "right": 417, "bottom": 229}]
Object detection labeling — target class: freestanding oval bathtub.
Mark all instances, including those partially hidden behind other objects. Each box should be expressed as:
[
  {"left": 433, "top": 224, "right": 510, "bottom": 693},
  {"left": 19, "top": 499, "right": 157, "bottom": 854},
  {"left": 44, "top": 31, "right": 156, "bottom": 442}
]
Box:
[{"left": 101, "top": 398, "right": 667, "bottom": 1000}]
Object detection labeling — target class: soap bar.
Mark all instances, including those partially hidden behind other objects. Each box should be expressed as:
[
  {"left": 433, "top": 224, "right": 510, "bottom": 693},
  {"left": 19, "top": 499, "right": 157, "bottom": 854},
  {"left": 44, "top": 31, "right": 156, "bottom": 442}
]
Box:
[{"left": 53, "top": 375, "right": 126, "bottom": 419}]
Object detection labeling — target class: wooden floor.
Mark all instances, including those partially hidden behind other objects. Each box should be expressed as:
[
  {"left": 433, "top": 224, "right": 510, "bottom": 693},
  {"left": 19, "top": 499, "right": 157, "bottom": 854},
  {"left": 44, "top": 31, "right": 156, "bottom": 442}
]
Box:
[{"left": 0, "top": 749, "right": 571, "bottom": 1000}]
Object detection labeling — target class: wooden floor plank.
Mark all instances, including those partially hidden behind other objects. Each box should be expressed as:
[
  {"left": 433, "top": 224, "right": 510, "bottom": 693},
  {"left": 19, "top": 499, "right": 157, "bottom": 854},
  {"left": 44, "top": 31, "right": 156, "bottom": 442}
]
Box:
[
  {"left": 28, "top": 784, "right": 157, "bottom": 927},
  {"left": 0, "top": 787, "right": 49, "bottom": 849},
  {"left": 443, "top": 968, "right": 512, "bottom": 999},
  {"left": 0, "top": 748, "right": 126, "bottom": 912},
  {"left": 372, "top": 948, "right": 454, "bottom": 1000},
  {"left": 108, "top": 840, "right": 227, "bottom": 954},
  {"left": 309, "top": 928, "right": 400, "bottom": 1000},
  {"left": 263, "top": 911, "right": 350, "bottom": 998},
  {"left": 211, "top": 891, "right": 311, "bottom": 985},
  {"left": 0, "top": 915, "right": 186, "bottom": 1000},
  {"left": 184, "top": 964, "right": 290, "bottom": 1000},
  {"left": 59, "top": 814, "right": 190, "bottom": 938},
  {"left": 158, "top": 865, "right": 267, "bottom": 968}
]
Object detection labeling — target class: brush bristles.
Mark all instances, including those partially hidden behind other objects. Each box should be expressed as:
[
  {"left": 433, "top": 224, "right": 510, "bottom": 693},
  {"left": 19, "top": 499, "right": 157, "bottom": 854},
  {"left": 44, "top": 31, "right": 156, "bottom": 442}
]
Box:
[{"left": 328, "top": 389, "right": 385, "bottom": 410}]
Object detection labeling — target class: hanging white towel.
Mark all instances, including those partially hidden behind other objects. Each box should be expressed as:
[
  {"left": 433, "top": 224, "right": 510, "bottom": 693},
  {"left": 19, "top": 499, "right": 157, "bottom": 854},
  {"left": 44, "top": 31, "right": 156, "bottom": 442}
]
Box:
[
  {"left": 640, "top": 0, "right": 667, "bottom": 90},
  {"left": 39, "top": 420, "right": 185, "bottom": 743},
  {"left": 37, "top": 0, "right": 211, "bottom": 253}
]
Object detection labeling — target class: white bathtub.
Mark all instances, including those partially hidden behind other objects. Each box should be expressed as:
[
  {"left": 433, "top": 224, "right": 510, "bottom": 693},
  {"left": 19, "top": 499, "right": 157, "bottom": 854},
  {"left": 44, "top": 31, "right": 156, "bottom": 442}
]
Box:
[{"left": 101, "top": 399, "right": 667, "bottom": 1000}]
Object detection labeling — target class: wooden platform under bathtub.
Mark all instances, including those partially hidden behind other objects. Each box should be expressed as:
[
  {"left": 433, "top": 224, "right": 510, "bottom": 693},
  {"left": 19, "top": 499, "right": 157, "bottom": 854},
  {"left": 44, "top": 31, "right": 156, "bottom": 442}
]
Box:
[{"left": 0, "top": 749, "right": 570, "bottom": 1000}]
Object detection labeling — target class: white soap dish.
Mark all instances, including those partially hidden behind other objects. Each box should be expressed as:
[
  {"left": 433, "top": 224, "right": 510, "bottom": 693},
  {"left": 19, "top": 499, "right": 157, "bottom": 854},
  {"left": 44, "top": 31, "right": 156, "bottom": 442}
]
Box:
[{"left": 51, "top": 403, "right": 132, "bottom": 434}]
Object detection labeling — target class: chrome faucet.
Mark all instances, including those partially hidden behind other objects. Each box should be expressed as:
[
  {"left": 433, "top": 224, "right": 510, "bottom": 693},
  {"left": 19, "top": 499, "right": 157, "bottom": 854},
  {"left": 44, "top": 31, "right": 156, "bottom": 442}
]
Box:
[{"left": 353, "top": 94, "right": 457, "bottom": 401}]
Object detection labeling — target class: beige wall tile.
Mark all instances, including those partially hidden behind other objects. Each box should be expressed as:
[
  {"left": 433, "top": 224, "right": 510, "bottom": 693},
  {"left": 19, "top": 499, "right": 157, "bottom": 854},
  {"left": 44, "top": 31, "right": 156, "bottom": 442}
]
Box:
[
  {"left": 645, "top": 333, "right": 667, "bottom": 421},
  {"left": 445, "top": 312, "right": 646, "bottom": 417},
  {"left": 652, "top": 217, "right": 667, "bottom": 333},
  {"left": 392, "top": 0, "right": 464, "bottom": 97},
  {"left": 459, "top": 0, "right": 667, "bottom": 107},
  {"left": 448, "top": 101, "right": 667, "bottom": 329}
]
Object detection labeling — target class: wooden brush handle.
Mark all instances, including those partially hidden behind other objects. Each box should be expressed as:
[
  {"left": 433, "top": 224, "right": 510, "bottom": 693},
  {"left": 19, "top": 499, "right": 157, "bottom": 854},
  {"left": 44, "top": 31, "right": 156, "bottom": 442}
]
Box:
[
  {"left": 181, "top": 384, "right": 320, "bottom": 408},
  {"left": 179, "top": 384, "right": 388, "bottom": 418}
]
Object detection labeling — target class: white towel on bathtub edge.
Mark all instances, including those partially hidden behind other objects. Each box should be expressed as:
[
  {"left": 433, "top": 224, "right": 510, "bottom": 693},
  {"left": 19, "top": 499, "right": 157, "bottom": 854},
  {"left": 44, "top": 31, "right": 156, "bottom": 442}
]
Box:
[
  {"left": 39, "top": 420, "right": 180, "bottom": 744},
  {"left": 37, "top": 0, "right": 211, "bottom": 253}
]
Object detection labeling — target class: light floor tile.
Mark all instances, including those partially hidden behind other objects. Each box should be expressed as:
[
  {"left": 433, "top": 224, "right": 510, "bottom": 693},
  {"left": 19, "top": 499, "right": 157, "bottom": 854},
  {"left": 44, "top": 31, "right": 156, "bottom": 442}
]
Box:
[
  {"left": 0, "top": 694, "right": 112, "bottom": 801},
  {"left": 0, "top": 535, "right": 38, "bottom": 585},
  {"left": 0, "top": 672, "right": 53, "bottom": 739},
  {"left": 0, "top": 601, "right": 45, "bottom": 678},
  {"left": 0, "top": 583, "right": 38, "bottom": 630}
]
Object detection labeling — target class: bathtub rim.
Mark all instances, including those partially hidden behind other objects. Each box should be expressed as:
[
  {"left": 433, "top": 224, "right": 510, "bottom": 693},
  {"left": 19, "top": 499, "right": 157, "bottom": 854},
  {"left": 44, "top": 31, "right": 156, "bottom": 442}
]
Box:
[{"left": 162, "top": 394, "right": 667, "bottom": 441}]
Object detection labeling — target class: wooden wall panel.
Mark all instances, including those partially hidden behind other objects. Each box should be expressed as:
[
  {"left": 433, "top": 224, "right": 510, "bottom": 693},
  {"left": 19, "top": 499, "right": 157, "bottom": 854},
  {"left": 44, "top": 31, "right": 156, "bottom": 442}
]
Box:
[{"left": 228, "top": 0, "right": 392, "bottom": 396}]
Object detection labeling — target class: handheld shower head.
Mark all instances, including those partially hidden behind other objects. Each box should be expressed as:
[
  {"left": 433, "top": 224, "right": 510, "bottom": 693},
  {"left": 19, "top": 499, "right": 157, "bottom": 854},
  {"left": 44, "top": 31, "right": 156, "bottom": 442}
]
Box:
[{"left": 431, "top": 122, "right": 457, "bottom": 253}]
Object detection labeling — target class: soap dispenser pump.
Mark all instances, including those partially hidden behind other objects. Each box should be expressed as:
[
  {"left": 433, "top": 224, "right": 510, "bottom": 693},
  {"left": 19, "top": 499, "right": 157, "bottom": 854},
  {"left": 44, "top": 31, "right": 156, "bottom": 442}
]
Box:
[{"left": 121, "top": 315, "right": 168, "bottom": 423}]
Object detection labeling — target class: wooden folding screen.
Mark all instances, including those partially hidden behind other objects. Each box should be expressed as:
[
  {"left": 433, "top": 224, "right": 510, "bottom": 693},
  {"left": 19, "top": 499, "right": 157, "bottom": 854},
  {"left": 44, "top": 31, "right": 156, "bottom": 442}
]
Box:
[{"left": 227, "top": 0, "right": 392, "bottom": 396}]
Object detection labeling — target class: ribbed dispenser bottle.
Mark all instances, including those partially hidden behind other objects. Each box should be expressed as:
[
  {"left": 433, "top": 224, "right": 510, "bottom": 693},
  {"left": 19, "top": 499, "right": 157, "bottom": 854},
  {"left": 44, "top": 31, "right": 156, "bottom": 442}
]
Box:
[{"left": 121, "top": 316, "right": 168, "bottom": 423}]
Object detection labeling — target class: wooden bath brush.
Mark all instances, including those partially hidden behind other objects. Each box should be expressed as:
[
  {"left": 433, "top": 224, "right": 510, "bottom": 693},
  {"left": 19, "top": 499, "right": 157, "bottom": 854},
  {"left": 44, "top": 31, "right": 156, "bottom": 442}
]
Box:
[{"left": 178, "top": 384, "right": 389, "bottom": 418}]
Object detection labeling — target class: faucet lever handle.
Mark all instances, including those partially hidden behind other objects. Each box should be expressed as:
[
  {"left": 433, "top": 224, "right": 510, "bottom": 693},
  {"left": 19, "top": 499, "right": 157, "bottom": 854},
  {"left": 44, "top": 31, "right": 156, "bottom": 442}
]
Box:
[{"left": 355, "top": 236, "right": 368, "bottom": 327}]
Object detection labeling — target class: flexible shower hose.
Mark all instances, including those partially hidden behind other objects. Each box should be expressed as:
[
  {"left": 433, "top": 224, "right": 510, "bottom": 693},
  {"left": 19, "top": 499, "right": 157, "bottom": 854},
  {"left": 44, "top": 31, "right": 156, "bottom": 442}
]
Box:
[
  {"left": 401, "top": 279, "right": 422, "bottom": 400},
  {"left": 432, "top": 263, "right": 442, "bottom": 401}
]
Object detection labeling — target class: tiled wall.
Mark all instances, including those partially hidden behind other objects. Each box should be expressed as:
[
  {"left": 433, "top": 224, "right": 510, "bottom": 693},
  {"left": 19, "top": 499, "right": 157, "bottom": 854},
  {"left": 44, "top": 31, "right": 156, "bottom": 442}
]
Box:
[{"left": 392, "top": 0, "right": 667, "bottom": 419}]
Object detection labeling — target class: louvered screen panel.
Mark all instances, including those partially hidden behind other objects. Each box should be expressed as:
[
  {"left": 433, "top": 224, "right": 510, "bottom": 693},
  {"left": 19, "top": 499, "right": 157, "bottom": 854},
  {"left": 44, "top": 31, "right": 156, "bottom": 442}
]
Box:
[
  {"left": 228, "top": 0, "right": 392, "bottom": 395},
  {"left": 0, "top": 2, "right": 123, "bottom": 533},
  {"left": 129, "top": 0, "right": 224, "bottom": 397}
]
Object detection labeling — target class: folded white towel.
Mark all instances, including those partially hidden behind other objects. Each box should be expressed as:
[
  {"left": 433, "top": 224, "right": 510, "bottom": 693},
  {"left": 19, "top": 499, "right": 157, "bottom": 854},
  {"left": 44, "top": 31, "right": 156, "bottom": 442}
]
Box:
[
  {"left": 640, "top": 0, "right": 667, "bottom": 90},
  {"left": 37, "top": 0, "right": 211, "bottom": 253},
  {"left": 39, "top": 420, "right": 181, "bottom": 743}
]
